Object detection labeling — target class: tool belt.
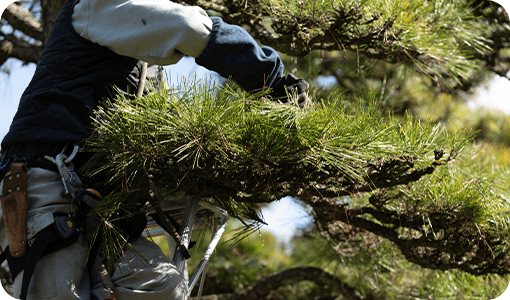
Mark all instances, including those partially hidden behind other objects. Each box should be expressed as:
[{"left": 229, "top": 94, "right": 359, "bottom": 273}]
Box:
[
  {"left": 0, "top": 143, "right": 191, "bottom": 299},
  {"left": 0, "top": 160, "right": 82, "bottom": 300},
  {"left": 0, "top": 145, "right": 94, "bottom": 300},
  {"left": 0, "top": 214, "right": 80, "bottom": 300},
  {"left": 0, "top": 143, "right": 69, "bottom": 180}
]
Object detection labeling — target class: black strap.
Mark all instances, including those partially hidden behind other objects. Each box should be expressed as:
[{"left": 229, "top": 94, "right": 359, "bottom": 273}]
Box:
[
  {"left": 1, "top": 143, "right": 90, "bottom": 177},
  {"left": 149, "top": 210, "right": 196, "bottom": 251},
  {"left": 0, "top": 222, "right": 80, "bottom": 300},
  {"left": 19, "top": 230, "right": 60, "bottom": 300},
  {"left": 150, "top": 211, "right": 181, "bottom": 234}
]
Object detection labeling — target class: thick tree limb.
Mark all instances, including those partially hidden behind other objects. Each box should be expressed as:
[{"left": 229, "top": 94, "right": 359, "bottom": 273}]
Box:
[
  {"left": 40, "top": 0, "right": 66, "bottom": 45},
  {"left": 0, "top": 34, "right": 42, "bottom": 64},
  {"left": 309, "top": 196, "right": 510, "bottom": 276},
  {"left": 192, "top": 267, "right": 364, "bottom": 300},
  {"left": 3, "top": 3, "right": 43, "bottom": 42},
  {"left": 232, "top": 267, "right": 363, "bottom": 300},
  {"left": 154, "top": 153, "right": 445, "bottom": 205}
]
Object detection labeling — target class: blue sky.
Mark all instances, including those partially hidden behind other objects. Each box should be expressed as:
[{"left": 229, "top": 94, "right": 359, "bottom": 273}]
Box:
[{"left": 0, "top": 60, "right": 34, "bottom": 141}]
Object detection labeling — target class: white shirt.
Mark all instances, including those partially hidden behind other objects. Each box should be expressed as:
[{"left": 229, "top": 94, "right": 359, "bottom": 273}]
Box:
[{"left": 71, "top": 0, "right": 213, "bottom": 65}]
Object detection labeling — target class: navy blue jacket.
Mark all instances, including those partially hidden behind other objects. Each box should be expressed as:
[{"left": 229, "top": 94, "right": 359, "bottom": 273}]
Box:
[{"left": 1, "top": 0, "right": 142, "bottom": 152}]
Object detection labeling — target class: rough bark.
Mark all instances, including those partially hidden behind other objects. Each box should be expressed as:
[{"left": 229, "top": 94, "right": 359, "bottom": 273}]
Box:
[
  {"left": 3, "top": 3, "right": 43, "bottom": 41},
  {"left": 153, "top": 152, "right": 451, "bottom": 204},
  {"left": 308, "top": 195, "right": 510, "bottom": 276},
  {"left": 0, "top": 32, "right": 42, "bottom": 64},
  {"left": 0, "top": 0, "right": 66, "bottom": 64},
  {"left": 0, "top": 3, "right": 43, "bottom": 65},
  {"left": 40, "top": 0, "right": 66, "bottom": 45}
]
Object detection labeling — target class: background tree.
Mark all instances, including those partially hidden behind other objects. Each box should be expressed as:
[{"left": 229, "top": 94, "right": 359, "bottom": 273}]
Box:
[{"left": 2, "top": 0, "right": 510, "bottom": 299}]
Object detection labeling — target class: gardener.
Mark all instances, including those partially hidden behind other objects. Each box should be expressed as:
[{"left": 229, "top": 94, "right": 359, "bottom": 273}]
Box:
[{"left": 0, "top": 0, "right": 309, "bottom": 299}]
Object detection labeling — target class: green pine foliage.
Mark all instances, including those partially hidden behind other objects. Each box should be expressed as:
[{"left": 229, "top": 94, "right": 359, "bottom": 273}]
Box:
[
  {"left": 258, "top": 0, "right": 490, "bottom": 84},
  {"left": 288, "top": 228, "right": 510, "bottom": 299},
  {"left": 2, "top": 0, "right": 509, "bottom": 297},
  {"left": 78, "top": 0, "right": 510, "bottom": 295},
  {"left": 84, "top": 79, "right": 469, "bottom": 214},
  {"left": 82, "top": 78, "right": 510, "bottom": 273}
]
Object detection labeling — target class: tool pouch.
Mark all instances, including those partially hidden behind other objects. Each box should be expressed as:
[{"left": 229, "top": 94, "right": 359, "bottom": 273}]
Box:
[{"left": 0, "top": 163, "right": 29, "bottom": 257}]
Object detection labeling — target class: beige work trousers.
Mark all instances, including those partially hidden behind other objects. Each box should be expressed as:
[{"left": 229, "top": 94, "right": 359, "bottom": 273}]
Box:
[{"left": 1, "top": 167, "right": 187, "bottom": 300}]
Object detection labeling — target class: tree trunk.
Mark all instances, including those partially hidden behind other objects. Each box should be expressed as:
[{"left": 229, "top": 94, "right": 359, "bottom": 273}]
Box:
[{"left": 40, "top": 0, "right": 66, "bottom": 45}]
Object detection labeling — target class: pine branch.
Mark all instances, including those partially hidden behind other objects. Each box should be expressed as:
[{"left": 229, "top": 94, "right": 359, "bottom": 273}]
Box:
[
  {"left": 189, "top": 0, "right": 502, "bottom": 86},
  {"left": 83, "top": 45, "right": 509, "bottom": 276},
  {"left": 310, "top": 160, "right": 510, "bottom": 276},
  {"left": 85, "top": 83, "right": 466, "bottom": 204},
  {"left": 82, "top": 81, "right": 495, "bottom": 267}
]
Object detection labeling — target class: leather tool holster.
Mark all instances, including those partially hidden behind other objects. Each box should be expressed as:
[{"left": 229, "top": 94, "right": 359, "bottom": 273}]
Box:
[{"left": 1, "top": 163, "right": 29, "bottom": 257}]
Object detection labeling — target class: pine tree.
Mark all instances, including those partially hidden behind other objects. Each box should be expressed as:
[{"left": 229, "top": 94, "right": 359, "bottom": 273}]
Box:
[{"left": 2, "top": 0, "right": 510, "bottom": 298}]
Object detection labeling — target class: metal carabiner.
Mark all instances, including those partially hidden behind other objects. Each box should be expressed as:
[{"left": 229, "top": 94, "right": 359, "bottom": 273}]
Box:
[
  {"left": 44, "top": 145, "right": 82, "bottom": 198},
  {"left": 64, "top": 145, "right": 79, "bottom": 164}
]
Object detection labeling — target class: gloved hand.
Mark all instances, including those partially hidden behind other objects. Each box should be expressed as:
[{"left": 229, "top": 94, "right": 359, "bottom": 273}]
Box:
[{"left": 268, "top": 74, "right": 311, "bottom": 109}]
